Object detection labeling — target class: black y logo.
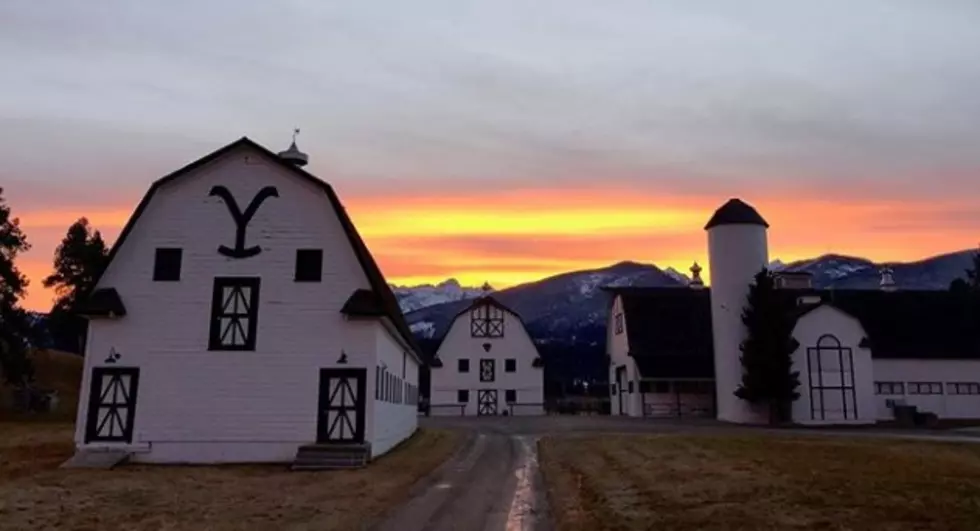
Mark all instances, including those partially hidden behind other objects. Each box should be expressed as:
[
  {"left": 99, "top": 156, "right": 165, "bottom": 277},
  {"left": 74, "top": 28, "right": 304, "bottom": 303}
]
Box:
[{"left": 209, "top": 185, "right": 279, "bottom": 258}]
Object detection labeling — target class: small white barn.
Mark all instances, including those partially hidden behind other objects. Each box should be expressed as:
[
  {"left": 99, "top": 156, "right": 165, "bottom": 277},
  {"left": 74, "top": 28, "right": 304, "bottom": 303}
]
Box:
[
  {"left": 607, "top": 198, "right": 980, "bottom": 425},
  {"left": 429, "top": 295, "right": 544, "bottom": 416},
  {"left": 73, "top": 136, "right": 422, "bottom": 466}
]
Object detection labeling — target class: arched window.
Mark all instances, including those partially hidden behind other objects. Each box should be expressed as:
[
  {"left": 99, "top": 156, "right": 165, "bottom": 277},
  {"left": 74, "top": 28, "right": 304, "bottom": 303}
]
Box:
[{"left": 806, "top": 334, "right": 857, "bottom": 421}]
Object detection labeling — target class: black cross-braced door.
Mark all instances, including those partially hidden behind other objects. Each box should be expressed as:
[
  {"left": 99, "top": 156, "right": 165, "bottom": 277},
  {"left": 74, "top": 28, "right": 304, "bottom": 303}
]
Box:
[
  {"left": 209, "top": 277, "right": 260, "bottom": 351},
  {"left": 317, "top": 368, "right": 366, "bottom": 443},
  {"left": 479, "top": 359, "right": 495, "bottom": 382},
  {"left": 84, "top": 367, "right": 140, "bottom": 443},
  {"left": 477, "top": 389, "right": 498, "bottom": 416}
]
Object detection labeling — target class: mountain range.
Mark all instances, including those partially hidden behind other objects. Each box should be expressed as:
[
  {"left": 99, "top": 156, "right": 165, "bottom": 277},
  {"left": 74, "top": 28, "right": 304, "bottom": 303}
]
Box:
[{"left": 395, "top": 248, "right": 977, "bottom": 350}]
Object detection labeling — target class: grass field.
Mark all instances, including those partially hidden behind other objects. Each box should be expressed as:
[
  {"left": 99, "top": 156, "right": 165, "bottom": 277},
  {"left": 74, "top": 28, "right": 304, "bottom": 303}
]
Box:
[
  {"left": 540, "top": 434, "right": 980, "bottom": 531},
  {"left": 0, "top": 423, "right": 461, "bottom": 531}
]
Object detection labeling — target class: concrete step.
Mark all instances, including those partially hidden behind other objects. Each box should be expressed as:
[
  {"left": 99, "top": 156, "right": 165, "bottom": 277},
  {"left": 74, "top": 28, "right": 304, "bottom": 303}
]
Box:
[
  {"left": 60, "top": 449, "right": 131, "bottom": 469},
  {"left": 291, "top": 442, "right": 371, "bottom": 471}
]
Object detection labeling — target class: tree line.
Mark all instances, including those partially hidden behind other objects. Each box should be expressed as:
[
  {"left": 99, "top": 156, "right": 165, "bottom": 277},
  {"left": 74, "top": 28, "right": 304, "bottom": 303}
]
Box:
[{"left": 0, "top": 187, "right": 108, "bottom": 390}]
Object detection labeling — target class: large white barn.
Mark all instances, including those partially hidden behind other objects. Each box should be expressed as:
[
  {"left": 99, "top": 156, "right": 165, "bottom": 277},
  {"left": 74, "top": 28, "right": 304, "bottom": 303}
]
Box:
[
  {"left": 429, "top": 294, "right": 545, "bottom": 416},
  {"left": 608, "top": 198, "right": 980, "bottom": 425},
  {"left": 72, "top": 136, "right": 422, "bottom": 467}
]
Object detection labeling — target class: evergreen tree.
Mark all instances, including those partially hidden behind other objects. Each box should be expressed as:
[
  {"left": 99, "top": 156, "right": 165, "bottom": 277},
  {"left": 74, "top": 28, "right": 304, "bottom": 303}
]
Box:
[
  {"left": 964, "top": 245, "right": 980, "bottom": 292},
  {"left": 42, "top": 218, "right": 109, "bottom": 352},
  {"left": 734, "top": 268, "right": 801, "bottom": 424},
  {"left": 0, "top": 187, "right": 35, "bottom": 386}
]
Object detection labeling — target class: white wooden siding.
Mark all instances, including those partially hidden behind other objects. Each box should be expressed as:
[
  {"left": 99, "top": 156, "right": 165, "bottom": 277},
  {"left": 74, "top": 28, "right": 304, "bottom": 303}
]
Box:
[
  {"left": 871, "top": 359, "right": 980, "bottom": 420},
  {"left": 74, "top": 145, "right": 391, "bottom": 463},
  {"left": 371, "top": 322, "right": 419, "bottom": 457},
  {"left": 430, "top": 301, "right": 543, "bottom": 416},
  {"left": 790, "top": 305, "right": 876, "bottom": 425}
]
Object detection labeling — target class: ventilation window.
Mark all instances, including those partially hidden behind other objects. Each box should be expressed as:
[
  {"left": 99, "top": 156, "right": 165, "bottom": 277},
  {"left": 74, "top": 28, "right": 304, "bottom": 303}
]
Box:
[
  {"left": 153, "top": 248, "right": 182, "bottom": 281},
  {"left": 457, "top": 390, "right": 469, "bottom": 403},
  {"left": 294, "top": 249, "right": 323, "bottom": 282},
  {"left": 505, "top": 359, "right": 516, "bottom": 372},
  {"left": 505, "top": 389, "right": 516, "bottom": 403},
  {"left": 458, "top": 359, "right": 470, "bottom": 373}
]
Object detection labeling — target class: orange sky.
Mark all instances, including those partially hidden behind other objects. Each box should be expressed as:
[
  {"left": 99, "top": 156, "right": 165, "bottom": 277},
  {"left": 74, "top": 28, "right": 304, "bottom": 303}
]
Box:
[{"left": 13, "top": 186, "right": 978, "bottom": 312}]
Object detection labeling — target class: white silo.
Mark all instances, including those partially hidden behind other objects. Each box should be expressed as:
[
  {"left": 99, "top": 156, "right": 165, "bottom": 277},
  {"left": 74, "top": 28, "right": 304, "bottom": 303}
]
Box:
[{"left": 705, "top": 198, "right": 770, "bottom": 424}]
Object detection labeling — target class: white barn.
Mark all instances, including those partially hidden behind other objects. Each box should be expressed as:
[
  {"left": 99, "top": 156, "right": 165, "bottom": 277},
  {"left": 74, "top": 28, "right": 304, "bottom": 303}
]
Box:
[
  {"left": 608, "top": 198, "right": 980, "bottom": 425},
  {"left": 72, "top": 136, "right": 422, "bottom": 467},
  {"left": 429, "top": 295, "right": 544, "bottom": 416}
]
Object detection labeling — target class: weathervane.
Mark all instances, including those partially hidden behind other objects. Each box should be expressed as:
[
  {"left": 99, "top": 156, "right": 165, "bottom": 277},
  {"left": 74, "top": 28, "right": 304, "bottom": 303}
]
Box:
[{"left": 292, "top": 128, "right": 300, "bottom": 143}]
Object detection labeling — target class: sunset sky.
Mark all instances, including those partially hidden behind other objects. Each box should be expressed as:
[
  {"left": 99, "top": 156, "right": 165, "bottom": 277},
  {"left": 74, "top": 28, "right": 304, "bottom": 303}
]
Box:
[{"left": 3, "top": 1, "right": 980, "bottom": 312}]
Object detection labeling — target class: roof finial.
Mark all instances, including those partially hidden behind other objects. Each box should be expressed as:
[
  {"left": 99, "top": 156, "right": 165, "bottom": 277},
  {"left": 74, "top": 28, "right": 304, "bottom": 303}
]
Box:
[
  {"left": 278, "top": 127, "right": 309, "bottom": 167},
  {"left": 481, "top": 281, "right": 493, "bottom": 296},
  {"left": 880, "top": 266, "right": 896, "bottom": 292},
  {"left": 689, "top": 261, "right": 704, "bottom": 289}
]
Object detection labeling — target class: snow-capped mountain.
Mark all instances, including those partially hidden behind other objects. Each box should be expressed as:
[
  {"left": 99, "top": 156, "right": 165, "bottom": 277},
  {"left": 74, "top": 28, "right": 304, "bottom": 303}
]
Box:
[
  {"left": 391, "top": 279, "right": 488, "bottom": 313},
  {"left": 778, "top": 250, "right": 975, "bottom": 290}
]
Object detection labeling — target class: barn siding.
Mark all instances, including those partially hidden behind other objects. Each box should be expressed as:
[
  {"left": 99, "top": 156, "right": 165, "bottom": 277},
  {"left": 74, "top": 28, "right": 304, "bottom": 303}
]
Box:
[
  {"left": 790, "top": 305, "right": 876, "bottom": 425},
  {"left": 371, "top": 323, "right": 419, "bottom": 457},
  {"left": 430, "top": 300, "right": 543, "bottom": 416},
  {"left": 74, "top": 145, "right": 383, "bottom": 463},
  {"left": 607, "top": 296, "right": 642, "bottom": 417},
  {"left": 871, "top": 359, "right": 980, "bottom": 420}
]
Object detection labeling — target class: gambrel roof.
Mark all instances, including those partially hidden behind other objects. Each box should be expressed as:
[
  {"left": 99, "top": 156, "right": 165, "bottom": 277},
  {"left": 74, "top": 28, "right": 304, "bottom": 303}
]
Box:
[
  {"left": 77, "top": 136, "right": 421, "bottom": 361},
  {"left": 430, "top": 295, "right": 543, "bottom": 368}
]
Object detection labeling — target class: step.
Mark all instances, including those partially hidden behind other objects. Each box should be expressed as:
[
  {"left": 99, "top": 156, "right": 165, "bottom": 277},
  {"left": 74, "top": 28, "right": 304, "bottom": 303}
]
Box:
[
  {"left": 290, "top": 442, "right": 371, "bottom": 471},
  {"left": 60, "top": 449, "right": 131, "bottom": 469}
]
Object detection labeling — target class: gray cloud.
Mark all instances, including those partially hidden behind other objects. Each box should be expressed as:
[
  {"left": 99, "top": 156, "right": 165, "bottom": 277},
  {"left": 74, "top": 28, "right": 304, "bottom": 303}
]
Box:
[{"left": 2, "top": 0, "right": 980, "bottom": 198}]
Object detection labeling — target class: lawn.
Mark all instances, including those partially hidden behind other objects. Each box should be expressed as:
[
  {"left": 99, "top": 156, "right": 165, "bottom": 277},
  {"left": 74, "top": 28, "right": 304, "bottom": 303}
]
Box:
[
  {"left": 540, "top": 433, "right": 980, "bottom": 531},
  {"left": 0, "top": 423, "right": 461, "bottom": 531}
]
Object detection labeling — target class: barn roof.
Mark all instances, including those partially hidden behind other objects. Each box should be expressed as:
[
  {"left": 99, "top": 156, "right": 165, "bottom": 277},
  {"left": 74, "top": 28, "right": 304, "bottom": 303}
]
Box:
[
  {"left": 606, "top": 287, "right": 714, "bottom": 379},
  {"left": 607, "top": 286, "right": 980, "bottom": 368},
  {"left": 430, "top": 295, "right": 542, "bottom": 367},
  {"left": 79, "top": 137, "right": 422, "bottom": 362}
]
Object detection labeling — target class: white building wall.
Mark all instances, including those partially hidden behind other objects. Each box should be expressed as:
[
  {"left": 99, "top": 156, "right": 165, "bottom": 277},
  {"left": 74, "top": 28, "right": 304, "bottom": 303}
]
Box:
[
  {"left": 790, "top": 306, "right": 875, "bottom": 425},
  {"left": 872, "top": 359, "right": 980, "bottom": 420},
  {"left": 707, "top": 223, "right": 769, "bottom": 424},
  {"left": 371, "top": 323, "right": 420, "bottom": 457},
  {"left": 606, "top": 295, "right": 641, "bottom": 417},
  {"left": 430, "top": 301, "right": 543, "bottom": 416},
  {"left": 74, "top": 145, "right": 386, "bottom": 463}
]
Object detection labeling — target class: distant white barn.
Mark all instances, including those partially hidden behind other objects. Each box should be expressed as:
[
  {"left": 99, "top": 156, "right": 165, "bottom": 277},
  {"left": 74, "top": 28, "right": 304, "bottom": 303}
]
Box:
[
  {"left": 429, "top": 293, "right": 544, "bottom": 416},
  {"left": 608, "top": 198, "right": 980, "bottom": 425},
  {"left": 73, "top": 136, "right": 422, "bottom": 467}
]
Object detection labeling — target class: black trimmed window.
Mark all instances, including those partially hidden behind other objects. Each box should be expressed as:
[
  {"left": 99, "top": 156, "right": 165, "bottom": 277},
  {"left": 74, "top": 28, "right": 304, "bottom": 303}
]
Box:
[
  {"left": 294, "top": 249, "right": 323, "bottom": 282},
  {"left": 480, "top": 359, "right": 495, "bottom": 382},
  {"left": 614, "top": 313, "right": 624, "bottom": 335},
  {"left": 874, "top": 382, "right": 904, "bottom": 395},
  {"left": 505, "top": 389, "right": 516, "bottom": 403},
  {"left": 471, "top": 303, "right": 504, "bottom": 337},
  {"left": 909, "top": 382, "right": 943, "bottom": 395},
  {"left": 948, "top": 382, "right": 980, "bottom": 395},
  {"left": 628, "top": 381, "right": 634, "bottom": 393},
  {"left": 208, "top": 277, "right": 260, "bottom": 350},
  {"left": 458, "top": 359, "right": 470, "bottom": 373},
  {"left": 153, "top": 248, "right": 182, "bottom": 281},
  {"left": 505, "top": 359, "right": 516, "bottom": 372},
  {"left": 458, "top": 390, "right": 469, "bottom": 403}
]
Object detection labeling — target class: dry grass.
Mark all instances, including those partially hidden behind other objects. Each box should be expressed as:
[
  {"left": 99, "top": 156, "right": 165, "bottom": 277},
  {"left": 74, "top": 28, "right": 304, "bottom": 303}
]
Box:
[
  {"left": 0, "top": 423, "right": 461, "bottom": 531},
  {"left": 0, "top": 349, "right": 83, "bottom": 421},
  {"left": 540, "top": 433, "right": 980, "bottom": 531}
]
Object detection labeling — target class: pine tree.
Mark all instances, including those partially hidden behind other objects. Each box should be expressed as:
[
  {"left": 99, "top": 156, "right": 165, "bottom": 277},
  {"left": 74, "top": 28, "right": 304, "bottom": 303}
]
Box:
[
  {"left": 965, "top": 245, "right": 980, "bottom": 292},
  {"left": 0, "top": 187, "right": 35, "bottom": 386},
  {"left": 42, "top": 218, "right": 109, "bottom": 352},
  {"left": 734, "top": 268, "right": 801, "bottom": 424}
]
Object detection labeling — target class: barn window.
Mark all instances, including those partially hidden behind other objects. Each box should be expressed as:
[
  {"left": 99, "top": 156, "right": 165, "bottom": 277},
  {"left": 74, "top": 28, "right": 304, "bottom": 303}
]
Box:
[
  {"left": 874, "top": 382, "right": 904, "bottom": 395},
  {"left": 470, "top": 303, "right": 504, "bottom": 337},
  {"left": 457, "top": 390, "right": 469, "bottom": 403},
  {"left": 628, "top": 381, "right": 634, "bottom": 393},
  {"left": 458, "top": 359, "right": 470, "bottom": 373},
  {"left": 505, "top": 359, "right": 516, "bottom": 372},
  {"left": 948, "top": 382, "right": 980, "bottom": 395},
  {"left": 614, "top": 313, "right": 624, "bottom": 335},
  {"left": 480, "top": 359, "right": 495, "bottom": 382},
  {"left": 806, "top": 334, "right": 857, "bottom": 421},
  {"left": 208, "top": 277, "right": 260, "bottom": 351},
  {"left": 506, "top": 390, "right": 517, "bottom": 403},
  {"left": 294, "top": 249, "right": 323, "bottom": 282},
  {"left": 153, "top": 248, "right": 182, "bottom": 281},
  {"left": 375, "top": 367, "right": 380, "bottom": 399},
  {"left": 908, "top": 382, "right": 943, "bottom": 395}
]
